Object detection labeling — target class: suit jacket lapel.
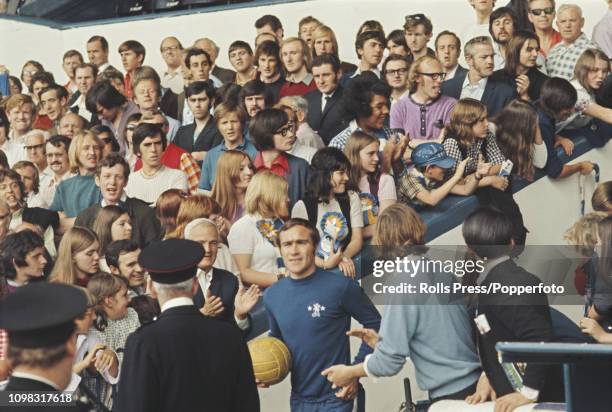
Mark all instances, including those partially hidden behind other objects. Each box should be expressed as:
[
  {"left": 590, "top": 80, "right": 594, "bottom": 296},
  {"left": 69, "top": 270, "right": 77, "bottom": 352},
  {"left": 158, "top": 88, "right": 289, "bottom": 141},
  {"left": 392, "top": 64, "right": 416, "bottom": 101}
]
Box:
[
  {"left": 322, "top": 88, "right": 342, "bottom": 119},
  {"left": 481, "top": 79, "right": 496, "bottom": 107}
]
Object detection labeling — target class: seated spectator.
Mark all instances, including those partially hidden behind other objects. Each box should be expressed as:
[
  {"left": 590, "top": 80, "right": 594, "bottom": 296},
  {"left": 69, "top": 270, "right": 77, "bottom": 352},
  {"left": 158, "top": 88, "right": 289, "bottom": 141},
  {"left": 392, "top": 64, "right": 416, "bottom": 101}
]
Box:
[
  {"left": 39, "top": 135, "right": 74, "bottom": 208},
  {"left": 228, "top": 171, "right": 288, "bottom": 288},
  {"left": 159, "top": 36, "right": 185, "bottom": 94},
  {"left": 404, "top": 13, "right": 437, "bottom": 65},
  {"left": 30, "top": 71, "right": 55, "bottom": 131},
  {"left": 50, "top": 130, "right": 102, "bottom": 220},
  {"left": 0, "top": 108, "right": 22, "bottom": 167},
  {"left": 185, "top": 218, "right": 259, "bottom": 331},
  {"left": 199, "top": 103, "right": 258, "bottom": 191},
  {"left": 106, "top": 239, "right": 146, "bottom": 297},
  {"left": 0, "top": 230, "right": 46, "bottom": 293},
  {"left": 492, "top": 99, "right": 549, "bottom": 182},
  {"left": 435, "top": 31, "right": 468, "bottom": 81},
  {"left": 58, "top": 112, "right": 86, "bottom": 139},
  {"left": 489, "top": 6, "right": 518, "bottom": 70},
  {"left": 592, "top": 181, "right": 612, "bottom": 214},
  {"left": 22, "top": 129, "right": 48, "bottom": 171},
  {"left": 98, "top": 68, "right": 126, "bottom": 98},
  {"left": 386, "top": 29, "right": 410, "bottom": 57},
  {"left": 592, "top": 0, "right": 612, "bottom": 58},
  {"left": 91, "top": 124, "right": 120, "bottom": 158},
  {"left": 125, "top": 123, "right": 188, "bottom": 204},
  {"left": 342, "top": 30, "right": 386, "bottom": 84},
  {"left": 92, "top": 205, "right": 132, "bottom": 270},
  {"left": 461, "top": 0, "right": 495, "bottom": 53},
  {"left": 255, "top": 14, "right": 284, "bottom": 43},
  {"left": 19, "top": 60, "right": 43, "bottom": 98},
  {"left": 131, "top": 66, "right": 180, "bottom": 141},
  {"left": 5, "top": 93, "right": 34, "bottom": 143},
  {"left": 68, "top": 63, "right": 97, "bottom": 123},
  {"left": 169, "top": 194, "right": 232, "bottom": 246},
  {"left": 391, "top": 56, "right": 457, "bottom": 143},
  {"left": 382, "top": 54, "right": 410, "bottom": 105},
  {"left": 193, "top": 37, "right": 237, "bottom": 85},
  {"left": 397, "top": 142, "right": 486, "bottom": 208},
  {"left": 0, "top": 168, "right": 58, "bottom": 257},
  {"left": 311, "top": 24, "right": 358, "bottom": 76},
  {"left": 118, "top": 40, "right": 145, "bottom": 99},
  {"left": 297, "top": 16, "right": 321, "bottom": 50},
  {"left": 13, "top": 160, "right": 46, "bottom": 208},
  {"left": 279, "top": 37, "right": 317, "bottom": 98},
  {"left": 211, "top": 150, "right": 254, "bottom": 223},
  {"left": 305, "top": 54, "right": 347, "bottom": 145},
  {"left": 239, "top": 80, "right": 272, "bottom": 129},
  {"left": 278, "top": 95, "right": 324, "bottom": 149},
  {"left": 546, "top": 4, "right": 597, "bottom": 80},
  {"left": 491, "top": 30, "right": 549, "bottom": 102},
  {"left": 86, "top": 80, "right": 140, "bottom": 155},
  {"left": 462, "top": 207, "right": 564, "bottom": 406},
  {"left": 322, "top": 203, "right": 485, "bottom": 405},
  {"left": 39, "top": 84, "right": 69, "bottom": 134},
  {"left": 135, "top": 112, "right": 201, "bottom": 194},
  {"left": 291, "top": 148, "right": 363, "bottom": 278},
  {"left": 329, "top": 75, "right": 394, "bottom": 151},
  {"left": 441, "top": 36, "right": 517, "bottom": 117},
  {"left": 255, "top": 41, "right": 284, "bottom": 103},
  {"left": 442, "top": 99, "right": 507, "bottom": 184},
  {"left": 275, "top": 101, "right": 318, "bottom": 162},
  {"left": 184, "top": 47, "right": 222, "bottom": 89},
  {"left": 174, "top": 81, "right": 223, "bottom": 163},
  {"left": 249, "top": 108, "right": 310, "bottom": 208},
  {"left": 215, "top": 82, "right": 242, "bottom": 108},
  {"left": 228, "top": 41, "right": 257, "bottom": 86},
  {"left": 87, "top": 272, "right": 140, "bottom": 409},
  {"left": 345, "top": 131, "right": 396, "bottom": 238},
  {"left": 527, "top": 0, "right": 561, "bottom": 57},
  {"left": 124, "top": 113, "right": 141, "bottom": 169},
  {"left": 50, "top": 226, "right": 101, "bottom": 286},
  {"left": 557, "top": 48, "right": 612, "bottom": 142},
  {"left": 535, "top": 78, "right": 597, "bottom": 179},
  {"left": 155, "top": 188, "right": 187, "bottom": 237},
  {"left": 9, "top": 76, "right": 23, "bottom": 96}
]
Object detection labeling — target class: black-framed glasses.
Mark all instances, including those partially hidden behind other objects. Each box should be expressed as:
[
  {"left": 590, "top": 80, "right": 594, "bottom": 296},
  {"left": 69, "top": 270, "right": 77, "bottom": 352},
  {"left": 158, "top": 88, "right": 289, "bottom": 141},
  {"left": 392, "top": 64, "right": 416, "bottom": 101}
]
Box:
[
  {"left": 275, "top": 122, "right": 295, "bottom": 137},
  {"left": 417, "top": 72, "right": 446, "bottom": 81},
  {"left": 384, "top": 68, "right": 409, "bottom": 76},
  {"left": 529, "top": 7, "right": 555, "bottom": 16}
]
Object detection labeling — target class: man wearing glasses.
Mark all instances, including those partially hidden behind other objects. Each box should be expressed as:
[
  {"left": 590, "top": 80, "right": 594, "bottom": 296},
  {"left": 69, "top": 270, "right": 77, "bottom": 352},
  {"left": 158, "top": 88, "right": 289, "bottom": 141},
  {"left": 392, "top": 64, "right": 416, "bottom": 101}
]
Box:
[
  {"left": 527, "top": 0, "right": 561, "bottom": 57},
  {"left": 159, "top": 36, "right": 184, "bottom": 95},
  {"left": 441, "top": 36, "right": 516, "bottom": 117},
  {"left": 546, "top": 4, "right": 597, "bottom": 80},
  {"left": 391, "top": 56, "right": 457, "bottom": 144}
]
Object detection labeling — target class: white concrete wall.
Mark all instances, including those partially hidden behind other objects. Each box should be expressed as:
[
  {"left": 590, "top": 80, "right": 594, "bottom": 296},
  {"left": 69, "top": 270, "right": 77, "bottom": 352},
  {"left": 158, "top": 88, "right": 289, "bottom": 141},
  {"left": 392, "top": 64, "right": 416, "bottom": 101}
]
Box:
[{"left": 0, "top": 0, "right": 608, "bottom": 84}]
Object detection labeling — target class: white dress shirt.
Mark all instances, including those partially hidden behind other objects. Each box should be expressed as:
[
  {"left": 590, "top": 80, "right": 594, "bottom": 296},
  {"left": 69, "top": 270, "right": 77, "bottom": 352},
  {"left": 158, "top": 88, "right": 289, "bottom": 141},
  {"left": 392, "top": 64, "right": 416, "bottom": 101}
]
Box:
[{"left": 460, "top": 75, "right": 488, "bottom": 101}]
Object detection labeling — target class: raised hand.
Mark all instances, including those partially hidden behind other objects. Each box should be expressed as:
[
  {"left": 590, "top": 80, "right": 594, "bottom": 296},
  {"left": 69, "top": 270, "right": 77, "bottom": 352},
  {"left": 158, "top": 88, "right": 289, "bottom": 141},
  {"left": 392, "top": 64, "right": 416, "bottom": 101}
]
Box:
[{"left": 234, "top": 284, "right": 261, "bottom": 319}]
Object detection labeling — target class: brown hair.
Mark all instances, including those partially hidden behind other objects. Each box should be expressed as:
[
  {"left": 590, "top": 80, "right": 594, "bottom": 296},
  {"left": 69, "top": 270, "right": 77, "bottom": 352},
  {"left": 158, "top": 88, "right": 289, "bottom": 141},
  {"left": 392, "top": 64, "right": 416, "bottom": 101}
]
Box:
[
  {"left": 504, "top": 30, "right": 540, "bottom": 76},
  {"left": 445, "top": 98, "right": 487, "bottom": 148},
  {"left": 92, "top": 205, "right": 129, "bottom": 254},
  {"left": 574, "top": 48, "right": 610, "bottom": 95},
  {"left": 87, "top": 272, "right": 128, "bottom": 331},
  {"left": 344, "top": 130, "right": 381, "bottom": 189},
  {"left": 5, "top": 94, "right": 34, "bottom": 114},
  {"left": 211, "top": 150, "right": 254, "bottom": 221},
  {"left": 50, "top": 227, "right": 99, "bottom": 285},
  {"left": 592, "top": 181, "right": 612, "bottom": 214},
  {"left": 372, "top": 203, "right": 427, "bottom": 257},
  {"left": 168, "top": 195, "right": 222, "bottom": 239},
  {"left": 155, "top": 189, "right": 188, "bottom": 237}
]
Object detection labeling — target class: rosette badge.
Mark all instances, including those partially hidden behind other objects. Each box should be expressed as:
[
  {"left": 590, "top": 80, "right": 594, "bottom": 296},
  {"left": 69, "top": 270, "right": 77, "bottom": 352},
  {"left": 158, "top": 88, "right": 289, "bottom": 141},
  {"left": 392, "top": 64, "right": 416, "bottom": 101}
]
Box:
[
  {"left": 316, "top": 212, "right": 349, "bottom": 259},
  {"left": 359, "top": 193, "right": 379, "bottom": 226}
]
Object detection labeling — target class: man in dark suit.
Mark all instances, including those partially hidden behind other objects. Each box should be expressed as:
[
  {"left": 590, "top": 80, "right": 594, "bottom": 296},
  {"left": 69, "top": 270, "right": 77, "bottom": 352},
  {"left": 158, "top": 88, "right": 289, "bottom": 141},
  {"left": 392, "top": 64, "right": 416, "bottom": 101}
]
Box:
[
  {"left": 75, "top": 154, "right": 161, "bottom": 247},
  {"left": 185, "top": 218, "right": 259, "bottom": 332},
  {"left": 173, "top": 81, "right": 223, "bottom": 164},
  {"left": 435, "top": 30, "right": 469, "bottom": 81},
  {"left": 117, "top": 238, "right": 260, "bottom": 412},
  {"left": 0, "top": 283, "right": 95, "bottom": 411},
  {"left": 305, "top": 54, "right": 347, "bottom": 145},
  {"left": 441, "top": 36, "right": 516, "bottom": 117},
  {"left": 463, "top": 208, "right": 564, "bottom": 411}
]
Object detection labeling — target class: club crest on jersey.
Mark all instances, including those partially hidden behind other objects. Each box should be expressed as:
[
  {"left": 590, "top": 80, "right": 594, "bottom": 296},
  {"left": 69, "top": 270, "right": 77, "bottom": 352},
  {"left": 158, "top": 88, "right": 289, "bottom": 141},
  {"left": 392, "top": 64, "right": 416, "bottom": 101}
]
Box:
[{"left": 307, "top": 302, "right": 326, "bottom": 318}]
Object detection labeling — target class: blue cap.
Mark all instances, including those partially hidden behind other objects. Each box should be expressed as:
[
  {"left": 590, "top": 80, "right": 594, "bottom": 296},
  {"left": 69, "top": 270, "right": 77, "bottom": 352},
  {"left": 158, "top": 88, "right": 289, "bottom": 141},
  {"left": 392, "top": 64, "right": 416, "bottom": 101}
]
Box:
[{"left": 411, "top": 142, "right": 456, "bottom": 169}]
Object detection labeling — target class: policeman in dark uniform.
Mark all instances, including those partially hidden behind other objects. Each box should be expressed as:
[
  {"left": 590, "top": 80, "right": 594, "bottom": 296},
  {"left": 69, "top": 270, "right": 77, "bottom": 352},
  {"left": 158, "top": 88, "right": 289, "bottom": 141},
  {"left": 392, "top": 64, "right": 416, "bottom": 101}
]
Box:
[
  {"left": 116, "top": 238, "right": 260, "bottom": 412},
  {"left": 0, "top": 282, "right": 95, "bottom": 412}
]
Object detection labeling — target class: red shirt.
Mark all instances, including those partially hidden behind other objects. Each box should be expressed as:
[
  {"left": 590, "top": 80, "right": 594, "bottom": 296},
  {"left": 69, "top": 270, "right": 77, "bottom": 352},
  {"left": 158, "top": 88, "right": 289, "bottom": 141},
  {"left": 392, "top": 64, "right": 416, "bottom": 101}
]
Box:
[
  {"left": 254, "top": 151, "right": 289, "bottom": 178},
  {"left": 279, "top": 76, "right": 317, "bottom": 98},
  {"left": 124, "top": 72, "right": 133, "bottom": 100},
  {"left": 541, "top": 30, "right": 562, "bottom": 57}
]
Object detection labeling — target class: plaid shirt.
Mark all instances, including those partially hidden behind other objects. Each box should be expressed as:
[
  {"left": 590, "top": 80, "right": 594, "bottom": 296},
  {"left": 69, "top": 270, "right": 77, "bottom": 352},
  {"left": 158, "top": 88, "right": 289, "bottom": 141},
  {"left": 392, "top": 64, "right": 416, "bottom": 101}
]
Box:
[
  {"left": 546, "top": 33, "right": 597, "bottom": 80},
  {"left": 328, "top": 120, "right": 395, "bottom": 151},
  {"left": 397, "top": 168, "right": 440, "bottom": 207},
  {"left": 179, "top": 152, "right": 201, "bottom": 194},
  {"left": 443, "top": 131, "right": 506, "bottom": 176}
]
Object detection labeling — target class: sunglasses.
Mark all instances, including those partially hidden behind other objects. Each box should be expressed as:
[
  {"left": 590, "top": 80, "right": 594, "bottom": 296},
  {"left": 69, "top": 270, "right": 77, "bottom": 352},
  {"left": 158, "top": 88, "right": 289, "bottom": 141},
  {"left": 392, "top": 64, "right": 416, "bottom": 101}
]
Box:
[
  {"left": 529, "top": 7, "right": 555, "bottom": 16},
  {"left": 417, "top": 72, "right": 446, "bottom": 81}
]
